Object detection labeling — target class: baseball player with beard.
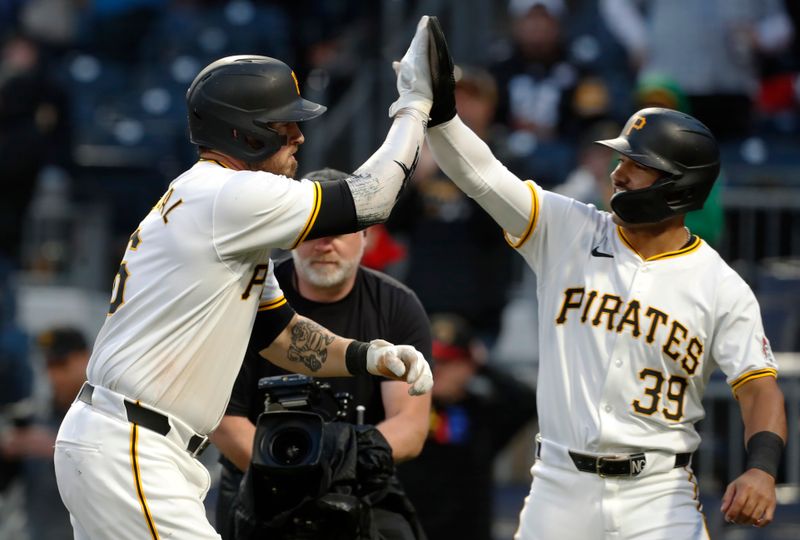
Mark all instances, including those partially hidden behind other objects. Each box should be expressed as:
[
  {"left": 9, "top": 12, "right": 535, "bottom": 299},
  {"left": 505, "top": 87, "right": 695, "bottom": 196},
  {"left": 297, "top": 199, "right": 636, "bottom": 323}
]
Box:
[
  {"left": 53, "top": 17, "right": 439, "bottom": 540},
  {"left": 419, "top": 21, "right": 787, "bottom": 539},
  {"left": 211, "top": 168, "right": 432, "bottom": 539}
]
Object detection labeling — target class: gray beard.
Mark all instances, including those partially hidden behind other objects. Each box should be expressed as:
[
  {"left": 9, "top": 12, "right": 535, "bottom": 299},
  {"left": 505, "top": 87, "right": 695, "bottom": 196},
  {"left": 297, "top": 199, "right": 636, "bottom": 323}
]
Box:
[{"left": 291, "top": 249, "right": 363, "bottom": 289}]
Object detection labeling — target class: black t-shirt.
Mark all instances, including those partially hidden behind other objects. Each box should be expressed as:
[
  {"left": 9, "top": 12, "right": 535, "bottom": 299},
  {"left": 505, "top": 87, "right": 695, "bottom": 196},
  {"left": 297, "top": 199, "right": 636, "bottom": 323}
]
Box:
[{"left": 225, "top": 258, "right": 432, "bottom": 428}]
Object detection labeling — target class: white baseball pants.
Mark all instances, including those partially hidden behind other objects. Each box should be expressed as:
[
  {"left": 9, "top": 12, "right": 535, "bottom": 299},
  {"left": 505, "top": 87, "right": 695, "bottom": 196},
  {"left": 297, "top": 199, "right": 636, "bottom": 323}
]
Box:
[
  {"left": 54, "top": 387, "right": 220, "bottom": 539},
  {"left": 514, "top": 438, "right": 710, "bottom": 540}
]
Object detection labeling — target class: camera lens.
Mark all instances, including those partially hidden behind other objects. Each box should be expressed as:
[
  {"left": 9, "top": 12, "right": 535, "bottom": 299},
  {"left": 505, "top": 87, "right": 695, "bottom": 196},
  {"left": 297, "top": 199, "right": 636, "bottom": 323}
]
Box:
[{"left": 269, "top": 427, "right": 312, "bottom": 466}]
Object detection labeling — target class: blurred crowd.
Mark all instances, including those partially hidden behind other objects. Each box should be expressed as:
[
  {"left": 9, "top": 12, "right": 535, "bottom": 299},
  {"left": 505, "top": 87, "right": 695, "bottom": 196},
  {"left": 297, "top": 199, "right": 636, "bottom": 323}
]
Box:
[{"left": 1, "top": 0, "right": 799, "bottom": 539}]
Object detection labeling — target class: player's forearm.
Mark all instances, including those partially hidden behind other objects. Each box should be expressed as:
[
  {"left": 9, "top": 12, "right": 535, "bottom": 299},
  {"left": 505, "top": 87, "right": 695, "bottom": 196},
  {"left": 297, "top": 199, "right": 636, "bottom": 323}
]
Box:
[
  {"left": 262, "top": 316, "right": 434, "bottom": 394},
  {"left": 346, "top": 110, "right": 426, "bottom": 227},
  {"left": 209, "top": 415, "right": 257, "bottom": 472},
  {"left": 260, "top": 314, "right": 353, "bottom": 378},
  {"left": 737, "top": 377, "right": 787, "bottom": 443},
  {"left": 427, "top": 116, "right": 533, "bottom": 237}
]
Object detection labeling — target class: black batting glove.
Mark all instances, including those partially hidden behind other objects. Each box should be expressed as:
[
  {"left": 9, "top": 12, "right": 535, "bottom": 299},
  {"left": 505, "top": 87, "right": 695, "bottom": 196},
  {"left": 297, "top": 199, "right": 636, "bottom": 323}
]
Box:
[{"left": 427, "top": 16, "right": 456, "bottom": 127}]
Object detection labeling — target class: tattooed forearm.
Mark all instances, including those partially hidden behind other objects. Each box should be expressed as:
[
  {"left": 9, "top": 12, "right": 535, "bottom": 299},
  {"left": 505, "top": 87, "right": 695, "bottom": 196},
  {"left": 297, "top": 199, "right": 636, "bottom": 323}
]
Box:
[{"left": 286, "top": 319, "right": 336, "bottom": 372}]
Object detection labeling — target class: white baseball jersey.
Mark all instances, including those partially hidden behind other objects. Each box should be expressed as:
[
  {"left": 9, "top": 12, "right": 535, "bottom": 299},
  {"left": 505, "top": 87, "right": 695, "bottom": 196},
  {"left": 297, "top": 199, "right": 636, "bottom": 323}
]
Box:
[
  {"left": 508, "top": 182, "right": 778, "bottom": 454},
  {"left": 87, "top": 160, "right": 321, "bottom": 434}
]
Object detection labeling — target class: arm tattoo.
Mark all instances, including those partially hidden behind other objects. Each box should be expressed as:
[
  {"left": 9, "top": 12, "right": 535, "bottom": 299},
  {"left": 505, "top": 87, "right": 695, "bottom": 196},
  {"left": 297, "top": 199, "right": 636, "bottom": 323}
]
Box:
[
  {"left": 287, "top": 319, "right": 336, "bottom": 372},
  {"left": 346, "top": 171, "right": 386, "bottom": 227}
]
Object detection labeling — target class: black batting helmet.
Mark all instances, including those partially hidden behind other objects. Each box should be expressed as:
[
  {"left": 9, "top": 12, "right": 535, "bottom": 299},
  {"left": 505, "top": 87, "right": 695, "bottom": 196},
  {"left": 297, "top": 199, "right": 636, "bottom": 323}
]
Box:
[
  {"left": 186, "top": 55, "right": 326, "bottom": 162},
  {"left": 594, "top": 107, "right": 720, "bottom": 224}
]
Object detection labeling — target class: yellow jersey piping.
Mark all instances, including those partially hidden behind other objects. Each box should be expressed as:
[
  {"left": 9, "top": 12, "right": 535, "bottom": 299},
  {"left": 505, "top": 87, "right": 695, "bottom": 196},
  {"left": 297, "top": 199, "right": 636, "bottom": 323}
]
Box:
[
  {"left": 291, "top": 181, "right": 322, "bottom": 249},
  {"left": 504, "top": 180, "right": 539, "bottom": 249},
  {"left": 617, "top": 227, "right": 702, "bottom": 261},
  {"left": 259, "top": 295, "right": 288, "bottom": 311},
  {"left": 730, "top": 367, "right": 778, "bottom": 396}
]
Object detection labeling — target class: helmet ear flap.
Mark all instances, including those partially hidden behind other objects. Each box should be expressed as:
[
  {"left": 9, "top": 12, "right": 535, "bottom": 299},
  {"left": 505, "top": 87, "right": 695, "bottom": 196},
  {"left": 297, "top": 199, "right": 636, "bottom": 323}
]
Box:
[
  {"left": 610, "top": 179, "right": 677, "bottom": 224},
  {"left": 190, "top": 108, "right": 281, "bottom": 162}
]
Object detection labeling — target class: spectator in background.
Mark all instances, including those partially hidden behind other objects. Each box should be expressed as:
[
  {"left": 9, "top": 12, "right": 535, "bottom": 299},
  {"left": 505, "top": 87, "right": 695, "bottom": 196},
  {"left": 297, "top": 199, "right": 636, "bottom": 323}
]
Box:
[
  {"left": 600, "top": 0, "right": 794, "bottom": 138},
  {"left": 397, "top": 313, "right": 537, "bottom": 540},
  {"left": 389, "top": 66, "right": 514, "bottom": 344},
  {"left": 38, "top": 327, "right": 90, "bottom": 418},
  {"left": 0, "top": 32, "right": 71, "bottom": 264},
  {"left": 490, "top": 0, "right": 578, "bottom": 141},
  {"left": 20, "top": 327, "right": 90, "bottom": 540},
  {"left": 1, "top": 326, "right": 87, "bottom": 540}
]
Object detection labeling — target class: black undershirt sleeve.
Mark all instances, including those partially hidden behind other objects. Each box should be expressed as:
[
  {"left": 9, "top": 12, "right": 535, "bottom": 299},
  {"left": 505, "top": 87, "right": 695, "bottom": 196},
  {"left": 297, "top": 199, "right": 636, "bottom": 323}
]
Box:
[
  {"left": 249, "top": 301, "right": 296, "bottom": 353},
  {"left": 305, "top": 179, "right": 360, "bottom": 240}
]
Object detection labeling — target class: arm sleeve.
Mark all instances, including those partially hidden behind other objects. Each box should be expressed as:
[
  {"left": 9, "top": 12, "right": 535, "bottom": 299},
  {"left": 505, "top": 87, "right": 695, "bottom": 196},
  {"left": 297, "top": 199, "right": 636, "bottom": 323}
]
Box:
[
  {"left": 250, "top": 302, "right": 296, "bottom": 353},
  {"left": 426, "top": 116, "right": 533, "bottom": 238},
  {"left": 304, "top": 179, "right": 360, "bottom": 240},
  {"left": 346, "top": 110, "right": 426, "bottom": 227}
]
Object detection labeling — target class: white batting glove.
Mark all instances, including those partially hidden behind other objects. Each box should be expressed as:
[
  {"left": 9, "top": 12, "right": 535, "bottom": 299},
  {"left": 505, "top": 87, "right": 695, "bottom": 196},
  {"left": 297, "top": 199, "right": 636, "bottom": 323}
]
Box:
[
  {"left": 388, "top": 15, "right": 434, "bottom": 119},
  {"left": 366, "top": 339, "right": 434, "bottom": 396}
]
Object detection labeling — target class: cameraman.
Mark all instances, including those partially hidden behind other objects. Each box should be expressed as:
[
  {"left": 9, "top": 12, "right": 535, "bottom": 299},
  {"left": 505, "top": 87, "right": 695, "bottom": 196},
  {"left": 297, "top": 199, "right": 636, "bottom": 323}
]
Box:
[{"left": 210, "top": 169, "right": 432, "bottom": 540}]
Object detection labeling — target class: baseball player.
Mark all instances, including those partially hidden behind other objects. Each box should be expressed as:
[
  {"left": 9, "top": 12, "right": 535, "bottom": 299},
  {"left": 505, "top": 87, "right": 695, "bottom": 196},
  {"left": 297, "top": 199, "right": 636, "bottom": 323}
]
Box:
[
  {"left": 53, "top": 17, "right": 439, "bottom": 540},
  {"left": 418, "top": 21, "right": 787, "bottom": 539},
  {"left": 211, "top": 168, "right": 432, "bottom": 539}
]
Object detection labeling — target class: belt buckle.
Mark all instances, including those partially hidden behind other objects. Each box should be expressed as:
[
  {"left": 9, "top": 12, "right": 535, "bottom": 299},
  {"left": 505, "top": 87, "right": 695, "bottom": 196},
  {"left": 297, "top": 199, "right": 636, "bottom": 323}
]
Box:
[{"left": 595, "top": 454, "right": 623, "bottom": 478}]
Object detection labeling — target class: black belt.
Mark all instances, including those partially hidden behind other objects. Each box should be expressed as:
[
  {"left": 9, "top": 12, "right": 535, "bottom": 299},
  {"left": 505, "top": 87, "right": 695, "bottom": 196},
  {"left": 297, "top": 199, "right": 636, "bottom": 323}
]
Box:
[
  {"left": 77, "top": 383, "right": 209, "bottom": 457},
  {"left": 568, "top": 450, "right": 691, "bottom": 478}
]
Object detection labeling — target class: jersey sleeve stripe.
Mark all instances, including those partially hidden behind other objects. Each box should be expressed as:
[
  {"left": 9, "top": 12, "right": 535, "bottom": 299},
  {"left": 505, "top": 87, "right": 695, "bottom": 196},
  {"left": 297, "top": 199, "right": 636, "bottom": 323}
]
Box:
[
  {"left": 730, "top": 368, "right": 778, "bottom": 393},
  {"left": 258, "top": 296, "right": 287, "bottom": 311},
  {"left": 290, "top": 181, "right": 322, "bottom": 249},
  {"left": 504, "top": 180, "right": 540, "bottom": 249}
]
